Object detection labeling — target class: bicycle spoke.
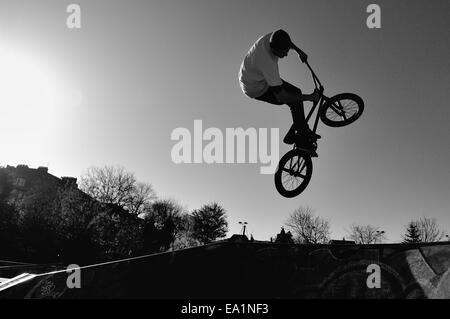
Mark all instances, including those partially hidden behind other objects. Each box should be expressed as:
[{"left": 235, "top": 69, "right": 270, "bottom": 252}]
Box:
[
  {"left": 280, "top": 154, "right": 309, "bottom": 192},
  {"left": 343, "top": 99, "right": 352, "bottom": 108},
  {"left": 330, "top": 104, "right": 343, "bottom": 116},
  {"left": 289, "top": 178, "right": 296, "bottom": 190},
  {"left": 293, "top": 179, "right": 302, "bottom": 189},
  {"left": 327, "top": 108, "right": 342, "bottom": 120},
  {"left": 343, "top": 100, "right": 358, "bottom": 113},
  {"left": 326, "top": 98, "right": 360, "bottom": 123},
  {"left": 320, "top": 94, "right": 363, "bottom": 128},
  {"left": 282, "top": 173, "right": 292, "bottom": 183},
  {"left": 299, "top": 160, "right": 306, "bottom": 173},
  {"left": 327, "top": 112, "right": 340, "bottom": 121},
  {"left": 294, "top": 157, "right": 303, "bottom": 171},
  {"left": 289, "top": 178, "right": 293, "bottom": 190},
  {"left": 291, "top": 158, "right": 299, "bottom": 172},
  {"left": 282, "top": 171, "right": 293, "bottom": 181}
]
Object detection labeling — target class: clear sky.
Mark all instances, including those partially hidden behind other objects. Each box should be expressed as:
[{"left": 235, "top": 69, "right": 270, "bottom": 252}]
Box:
[{"left": 1, "top": 0, "right": 449, "bottom": 242}]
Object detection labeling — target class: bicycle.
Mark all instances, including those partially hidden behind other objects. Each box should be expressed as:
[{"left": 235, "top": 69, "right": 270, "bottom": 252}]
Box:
[{"left": 274, "top": 61, "right": 364, "bottom": 198}]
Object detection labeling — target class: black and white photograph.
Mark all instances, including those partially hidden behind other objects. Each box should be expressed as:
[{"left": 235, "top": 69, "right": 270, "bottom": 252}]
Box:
[{"left": 1, "top": 0, "right": 450, "bottom": 309}]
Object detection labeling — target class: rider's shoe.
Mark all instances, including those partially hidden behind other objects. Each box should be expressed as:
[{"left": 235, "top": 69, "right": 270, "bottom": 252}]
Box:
[
  {"left": 283, "top": 124, "right": 321, "bottom": 146},
  {"left": 284, "top": 127, "right": 321, "bottom": 145}
]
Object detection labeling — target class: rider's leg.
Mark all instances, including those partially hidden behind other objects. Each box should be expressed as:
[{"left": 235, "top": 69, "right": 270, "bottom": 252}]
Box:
[
  {"left": 253, "top": 80, "right": 319, "bottom": 145},
  {"left": 285, "top": 103, "right": 316, "bottom": 145},
  {"left": 289, "top": 102, "right": 308, "bottom": 132},
  {"left": 280, "top": 81, "right": 320, "bottom": 141}
]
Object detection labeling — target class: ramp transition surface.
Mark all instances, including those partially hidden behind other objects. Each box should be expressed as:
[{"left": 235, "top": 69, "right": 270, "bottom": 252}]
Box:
[{"left": 1, "top": 241, "right": 450, "bottom": 299}]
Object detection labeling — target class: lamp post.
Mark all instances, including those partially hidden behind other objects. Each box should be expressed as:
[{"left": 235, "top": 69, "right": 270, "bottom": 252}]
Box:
[{"left": 239, "top": 221, "right": 248, "bottom": 236}]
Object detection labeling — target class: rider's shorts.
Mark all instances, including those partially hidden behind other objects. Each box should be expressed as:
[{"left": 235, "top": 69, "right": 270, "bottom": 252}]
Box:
[{"left": 254, "top": 79, "right": 302, "bottom": 106}]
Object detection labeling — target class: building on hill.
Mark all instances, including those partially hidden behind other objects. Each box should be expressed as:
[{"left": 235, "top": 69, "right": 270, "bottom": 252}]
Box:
[
  {"left": 275, "top": 227, "right": 294, "bottom": 244},
  {"left": 328, "top": 238, "right": 356, "bottom": 245},
  {"left": 228, "top": 234, "right": 249, "bottom": 242},
  {"left": 1, "top": 165, "right": 90, "bottom": 207},
  {"left": 0, "top": 165, "right": 142, "bottom": 221},
  {"left": 2, "top": 165, "right": 78, "bottom": 193}
]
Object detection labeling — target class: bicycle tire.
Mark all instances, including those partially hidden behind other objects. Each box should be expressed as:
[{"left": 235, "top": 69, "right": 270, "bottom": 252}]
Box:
[
  {"left": 274, "top": 149, "right": 313, "bottom": 198},
  {"left": 320, "top": 93, "right": 364, "bottom": 127}
]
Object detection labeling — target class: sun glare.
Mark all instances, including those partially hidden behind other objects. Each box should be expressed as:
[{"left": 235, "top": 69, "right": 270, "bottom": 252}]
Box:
[
  {"left": 0, "top": 45, "right": 62, "bottom": 121},
  {"left": 0, "top": 43, "right": 76, "bottom": 167}
]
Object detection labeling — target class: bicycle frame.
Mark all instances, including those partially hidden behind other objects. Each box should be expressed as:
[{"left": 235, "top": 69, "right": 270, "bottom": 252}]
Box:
[{"left": 276, "top": 61, "right": 364, "bottom": 197}]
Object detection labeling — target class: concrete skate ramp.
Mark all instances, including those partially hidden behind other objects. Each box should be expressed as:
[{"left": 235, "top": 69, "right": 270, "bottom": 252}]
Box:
[{"left": 1, "top": 241, "right": 450, "bottom": 299}]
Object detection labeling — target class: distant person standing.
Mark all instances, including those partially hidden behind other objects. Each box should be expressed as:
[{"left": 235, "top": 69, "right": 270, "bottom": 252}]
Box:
[{"left": 239, "top": 29, "right": 320, "bottom": 149}]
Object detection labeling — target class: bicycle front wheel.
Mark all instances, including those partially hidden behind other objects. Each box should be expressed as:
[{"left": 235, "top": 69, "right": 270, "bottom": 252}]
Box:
[
  {"left": 320, "top": 93, "right": 364, "bottom": 127},
  {"left": 274, "top": 149, "right": 313, "bottom": 198}
]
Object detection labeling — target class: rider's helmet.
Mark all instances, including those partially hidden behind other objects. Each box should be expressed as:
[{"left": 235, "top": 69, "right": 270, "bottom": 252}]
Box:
[{"left": 270, "top": 29, "right": 293, "bottom": 53}]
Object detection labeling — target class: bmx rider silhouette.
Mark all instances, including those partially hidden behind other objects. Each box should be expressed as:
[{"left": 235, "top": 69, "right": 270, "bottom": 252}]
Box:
[{"left": 239, "top": 29, "right": 321, "bottom": 149}]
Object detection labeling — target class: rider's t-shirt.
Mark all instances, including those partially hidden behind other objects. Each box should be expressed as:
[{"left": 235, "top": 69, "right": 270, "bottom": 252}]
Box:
[{"left": 239, "top": 32, "right": 283, "bottom": 98}]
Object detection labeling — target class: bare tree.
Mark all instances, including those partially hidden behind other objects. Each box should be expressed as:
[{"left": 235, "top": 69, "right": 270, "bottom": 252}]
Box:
[
  {"left": 413, "top": 217, "right": 445, "bottom": 242},
  {"left": 130, "top": 182, "right": 157, "bottom": 216},
  {"left": 80, "top": 165, "right": 156, "bottom": 215},
  {"left": 347, "top": 224, "right": 386, "bottom": 244},
  {"left": 285, "top": 206, "right": 330, "bottom": 244}
]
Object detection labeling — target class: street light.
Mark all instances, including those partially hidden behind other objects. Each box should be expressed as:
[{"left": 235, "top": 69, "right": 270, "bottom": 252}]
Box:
[{"left": 239, "top": 221, "right": 248, "bottom": 236}]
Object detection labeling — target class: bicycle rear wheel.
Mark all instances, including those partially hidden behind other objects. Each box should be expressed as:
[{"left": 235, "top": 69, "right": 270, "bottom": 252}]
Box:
[
  {"left": 320, "top": 93, "right": 364, "bottom": 127},
  {"left": 274, "top": 149, "right": 313, "bottom": 198}
]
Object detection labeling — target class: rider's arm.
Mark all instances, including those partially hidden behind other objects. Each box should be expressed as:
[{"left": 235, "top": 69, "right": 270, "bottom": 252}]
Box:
[{"left": 291, "top": 43, "right": 308, "bottom": 63}]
